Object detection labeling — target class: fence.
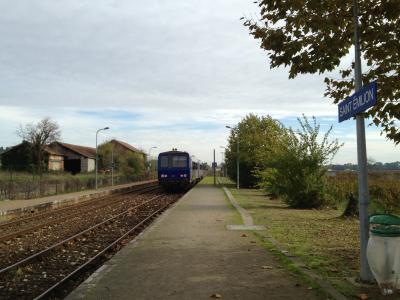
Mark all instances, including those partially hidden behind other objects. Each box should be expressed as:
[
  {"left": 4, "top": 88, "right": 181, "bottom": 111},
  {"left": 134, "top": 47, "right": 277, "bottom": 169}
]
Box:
[{"left": 0, "top": 171, "right": 151, "bottom": 200}]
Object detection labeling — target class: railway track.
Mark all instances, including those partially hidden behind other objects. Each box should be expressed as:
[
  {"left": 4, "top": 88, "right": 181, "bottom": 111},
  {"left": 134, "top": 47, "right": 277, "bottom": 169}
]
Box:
[
  {"left": 0, "top": 183, "right": 159, "bottom": 241},
  {"left": 0, "top": 190, "right": 182, "bottom": 299},
  {"left": 0, "top": 185, "right": 163, "bottom": 270}
]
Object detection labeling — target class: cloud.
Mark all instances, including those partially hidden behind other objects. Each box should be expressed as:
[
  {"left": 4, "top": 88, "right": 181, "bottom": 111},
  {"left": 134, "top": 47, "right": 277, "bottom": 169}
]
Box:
[
  {"left": 0, "top": 1, "right": 397, "bottom": 163},
  {"left": 0, "top": 106, "right": 398, "bottom": 164}
]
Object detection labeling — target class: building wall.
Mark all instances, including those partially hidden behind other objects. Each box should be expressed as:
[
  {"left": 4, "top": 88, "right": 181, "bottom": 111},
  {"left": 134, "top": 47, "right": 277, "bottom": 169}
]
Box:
[
  {"left": 81, "top": 158, "right": 95, "bottom": 172},
  {"left": 48, "top": 154, "right": 64, "bottom": 171}
]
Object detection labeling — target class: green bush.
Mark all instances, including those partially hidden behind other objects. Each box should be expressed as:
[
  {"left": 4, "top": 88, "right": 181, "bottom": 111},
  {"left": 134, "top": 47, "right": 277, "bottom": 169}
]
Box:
[{"left": 262, "top": 115, "right": 342, "bottom": 209}]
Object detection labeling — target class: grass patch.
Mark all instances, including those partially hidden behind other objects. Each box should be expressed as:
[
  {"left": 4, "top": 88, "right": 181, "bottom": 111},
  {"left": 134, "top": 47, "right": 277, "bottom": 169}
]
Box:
[
  {"left": 229, "top": 187, "right": 388, "bottom": 298},
  {"left": 221, "top": 190, "right": 243, "bottom": 226},
  {"left": 251, "top": 231, "right": 330, "bottom": 298},
  {"left": 199, "top": 176, "right": 217, "bottom": 185}
]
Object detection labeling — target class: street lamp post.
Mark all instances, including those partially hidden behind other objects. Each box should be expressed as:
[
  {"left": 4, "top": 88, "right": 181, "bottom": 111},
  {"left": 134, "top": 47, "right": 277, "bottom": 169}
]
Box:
[
  {"left": 95, "top": 127, "right": 109, "bottom": 190},
  {"left": 220, "top": 146, "right": 226, "bottom": 177},
  {"left": 226, "top": 126, "right": 239, "bottom": 189},
  {"left": 148, "top": 146, "right": 157, "bottom": 179}
]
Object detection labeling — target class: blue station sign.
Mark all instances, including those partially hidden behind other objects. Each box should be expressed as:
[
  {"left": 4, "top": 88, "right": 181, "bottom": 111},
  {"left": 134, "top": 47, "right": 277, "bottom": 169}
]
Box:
[{"left": 338, "top": 80, "right": 377, "bottom": 122}]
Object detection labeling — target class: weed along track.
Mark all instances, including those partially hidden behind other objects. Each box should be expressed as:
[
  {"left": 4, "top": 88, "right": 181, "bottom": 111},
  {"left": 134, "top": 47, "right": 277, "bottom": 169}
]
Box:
[{"left": 0, "top": 186, "right": 183, "bottom": 299}]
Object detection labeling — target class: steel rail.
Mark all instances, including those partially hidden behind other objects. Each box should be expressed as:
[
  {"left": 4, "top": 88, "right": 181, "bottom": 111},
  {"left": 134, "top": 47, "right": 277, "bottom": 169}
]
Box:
[
  {"left": 33, "top": 200, "right": 171, "bottom": 300},
  {"left": 0, "top": 194, "right": 163, "bottom": 275},
  {"left": 0, "top": 184, "right": 157, "bottom": 229},
  {"left": 0, "top": 185, "right": 161, "bottom": 241},
  {"left": 0, "top": 182, "right": 158, "bottom": 228}
]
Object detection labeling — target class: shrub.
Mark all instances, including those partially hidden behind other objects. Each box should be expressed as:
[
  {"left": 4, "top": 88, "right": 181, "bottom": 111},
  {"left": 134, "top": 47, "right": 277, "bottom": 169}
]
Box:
[{"left": 262, "top": 115, "right": 342, "bottom": 208}]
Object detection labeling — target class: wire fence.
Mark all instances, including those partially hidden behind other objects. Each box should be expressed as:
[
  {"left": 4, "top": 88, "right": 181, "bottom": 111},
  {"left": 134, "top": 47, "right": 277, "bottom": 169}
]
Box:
[{"left": 0, "top": 170, "right": 154, "bottom": 200}]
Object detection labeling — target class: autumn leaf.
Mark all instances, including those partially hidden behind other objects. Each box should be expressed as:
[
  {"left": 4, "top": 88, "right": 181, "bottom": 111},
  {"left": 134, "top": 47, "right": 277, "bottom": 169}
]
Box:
[
  {"left": 243, "top": 1, "right": 400, "bottom": 145},
  {"left": 357, "top": 293, "right": 368, "bottom": 300},
  {"left": 210, "top": 293, "right": 222, "bottom": 298}
]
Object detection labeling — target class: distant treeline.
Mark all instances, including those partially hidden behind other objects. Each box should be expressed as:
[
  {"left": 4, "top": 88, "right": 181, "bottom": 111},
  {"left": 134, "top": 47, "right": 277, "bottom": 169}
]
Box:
[{"left": 328, "top": 161, "right": 400, "bottom": 171}]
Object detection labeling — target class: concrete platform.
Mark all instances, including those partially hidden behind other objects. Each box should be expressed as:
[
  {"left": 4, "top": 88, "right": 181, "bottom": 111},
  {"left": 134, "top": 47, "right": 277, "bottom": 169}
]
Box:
[
  {"left": 0, "top": 180, "right": 156, "bottom": 217},
  {"left": 67, "top": 184, "right": 323, "bottom": 300}
]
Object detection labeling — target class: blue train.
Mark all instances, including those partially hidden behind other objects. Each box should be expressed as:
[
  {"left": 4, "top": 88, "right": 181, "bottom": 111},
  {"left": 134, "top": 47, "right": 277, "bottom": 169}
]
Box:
[{"left": 158, "top": 149, "right": 204, "bottom": 191}]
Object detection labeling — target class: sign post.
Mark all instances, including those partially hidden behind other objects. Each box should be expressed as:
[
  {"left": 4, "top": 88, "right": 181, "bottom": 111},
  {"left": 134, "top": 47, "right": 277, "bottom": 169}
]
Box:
[
  {"left": 337, "top": 0, "right": 374, "bottom": 282},
  {"left": 213, "top": 149, "right": 216, "bottom": 186},
  {"left": 338, "top": 81, "right": 377, "bottom": 123}
]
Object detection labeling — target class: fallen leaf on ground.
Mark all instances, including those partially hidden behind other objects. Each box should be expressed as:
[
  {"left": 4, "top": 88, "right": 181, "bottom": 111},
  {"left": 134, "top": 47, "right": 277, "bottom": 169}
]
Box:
[
  {"left": 210, "top": 293, "right": 222, "bottom": 298},
  {"left": 262, "top": 265, "right": 273, "bottom": 269},
  {"left": 357, "top": 294, "right": 368, "bottom": 300}
]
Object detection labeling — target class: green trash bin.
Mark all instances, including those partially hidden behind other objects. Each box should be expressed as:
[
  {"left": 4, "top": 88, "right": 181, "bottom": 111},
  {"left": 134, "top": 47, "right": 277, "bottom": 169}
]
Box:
[{"left": 367, "top": 214, "right": 400, "bottom": 295}]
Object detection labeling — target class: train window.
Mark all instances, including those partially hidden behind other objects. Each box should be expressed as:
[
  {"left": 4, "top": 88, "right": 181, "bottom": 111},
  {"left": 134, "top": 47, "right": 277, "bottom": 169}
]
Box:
[
  {"left": 160, "top": 156, "right": 169, "bottom": 168},
  {"left": 172, "top": 156, "right": 187, "bottom": 168}
]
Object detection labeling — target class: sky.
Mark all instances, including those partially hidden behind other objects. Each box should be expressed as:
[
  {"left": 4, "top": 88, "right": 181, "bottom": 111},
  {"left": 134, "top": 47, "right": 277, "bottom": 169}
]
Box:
[{"left": 0, "top": 0, "right": 398, "bottom": 164}]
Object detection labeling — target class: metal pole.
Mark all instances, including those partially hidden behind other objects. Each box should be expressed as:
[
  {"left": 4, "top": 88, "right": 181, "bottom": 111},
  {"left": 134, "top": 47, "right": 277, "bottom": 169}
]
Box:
[
  {"left": 221, "top": 152, "right": 224, "bottom": 177},
  {"left": 236, "top": 139, "right": 239, "bottom": 189},
  {"left": 95, "top": 127, "right": 109, "bottom": 190},
  {"left": 95, "top": 130, "right": 99, "bottom": 190},
  {"left": 213, "top": 149, "right": 216, "bottom": 185},
  {"left": 353, "top": 0, "right": 373, "bottom": 282},
  {"left": 111, "top": 146, "right": 114, "bottom": 186},
  {"left": 148, "top": 146, "right": 157, "bottom": 180}
]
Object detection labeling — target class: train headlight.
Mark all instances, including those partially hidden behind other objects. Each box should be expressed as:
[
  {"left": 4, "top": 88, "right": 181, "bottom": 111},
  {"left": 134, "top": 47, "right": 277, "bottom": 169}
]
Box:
[{"left": 183, "top": 174, "right": 187, "bottom": 178}]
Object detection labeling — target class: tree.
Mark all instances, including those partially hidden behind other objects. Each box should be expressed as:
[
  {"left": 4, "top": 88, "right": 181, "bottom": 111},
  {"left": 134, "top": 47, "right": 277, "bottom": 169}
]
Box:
[
  {"left": 119, "top": 152, "right": 146, "bottom": 179},
  {"left": 261, "top": 115, "right": 343, "bottom": 208},
  {"left": 225, "top": 114, "right": 286, "bottom": 187},
  {"left": 97, "top": 141, "right": 146, "bottom": 179},
  {"left": 17, "top": 117, "right": 61, "bottom": 175},
  {"left": 244, "top": 0, "right": 400, "bottom": 144},
  {"left": 0, "top": 141, "right": 34, "bottom": 171}
]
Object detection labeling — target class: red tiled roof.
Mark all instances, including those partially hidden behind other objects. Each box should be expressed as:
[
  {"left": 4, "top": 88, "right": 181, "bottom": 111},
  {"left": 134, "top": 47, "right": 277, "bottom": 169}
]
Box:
[
  {"left": 110, "top": 140, "right": 146, "bottom": 155},
  {"left": 57, "top": 142, "right": 96, "bottom": 158}
]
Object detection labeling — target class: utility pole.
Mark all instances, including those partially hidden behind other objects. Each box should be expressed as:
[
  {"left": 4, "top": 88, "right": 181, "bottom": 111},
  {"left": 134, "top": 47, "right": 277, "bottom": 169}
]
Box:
[
  {"left": 353, "top": 0, "right": 373, "bottom": 282},
  {"left": 213, "top": 149, "right": 216, "bottom": 185}
]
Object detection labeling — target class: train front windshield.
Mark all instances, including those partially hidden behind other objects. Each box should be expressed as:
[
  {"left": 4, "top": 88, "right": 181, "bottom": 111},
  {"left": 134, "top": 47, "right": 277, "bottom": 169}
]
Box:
[{"left": 160, "top": 154, "right": 188, "bottom": 168}]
